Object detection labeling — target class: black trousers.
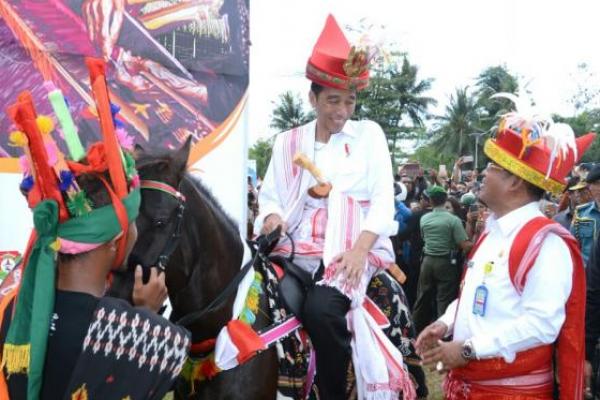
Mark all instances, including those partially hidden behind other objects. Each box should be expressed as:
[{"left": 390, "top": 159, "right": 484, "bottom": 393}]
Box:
[{"left": 301, "top": 285, "right": 351, "bottom": 400}]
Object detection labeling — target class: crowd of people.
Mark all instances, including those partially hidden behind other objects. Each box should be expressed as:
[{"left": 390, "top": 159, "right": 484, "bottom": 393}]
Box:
[
  {"left": 242, "top": 13, "right": 600, "bottom": 397},
  {"left": 247, "top": 150, "right": 600, "bottom": 398},
  {"left": 391, "top": 160, "right": 599, "bottom": 326},
  {"left": 4, "top": 8, "right": 600, "bottom": 399}
]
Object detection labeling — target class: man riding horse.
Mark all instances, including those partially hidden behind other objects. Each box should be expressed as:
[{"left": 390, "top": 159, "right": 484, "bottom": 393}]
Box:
[{"left": 256, "top": 14, "right": 415, "bottom": 400}]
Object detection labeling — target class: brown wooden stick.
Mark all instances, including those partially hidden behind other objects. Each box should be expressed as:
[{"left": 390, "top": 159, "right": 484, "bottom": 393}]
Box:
[
  {"left": 293, "top": 152, "right": 326, "bottom": 184},
  {"left": 293, "top": 152, "right": 332, "bottom": 198}
]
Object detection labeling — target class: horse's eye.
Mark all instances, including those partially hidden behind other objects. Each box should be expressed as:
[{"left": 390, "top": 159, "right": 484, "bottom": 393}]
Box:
[{"left": 154, "top": 220, "right": 166, "bottom": 229}]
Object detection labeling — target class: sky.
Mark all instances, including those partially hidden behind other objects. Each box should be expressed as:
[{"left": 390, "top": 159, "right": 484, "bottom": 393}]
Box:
[{"left": 247, "top": 0, "right": 600, "bottom": 144}]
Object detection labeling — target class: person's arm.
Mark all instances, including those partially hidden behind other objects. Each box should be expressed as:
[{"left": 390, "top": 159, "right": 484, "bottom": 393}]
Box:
[
  {"left": 82, "top": 0, "right": 125, "bottom": 60},
  {"left": 452, "top": 157, "right": 463, "bottom": 182},
  {"left": 334, "top": 122, "right": 395, "bottom": 288},
  {"left": 333, "top": 230, "right": 379, "bottom": 288},
  {"left": 398, "top": 201, "right": 413, "bottom": 220},
  {"left": 466, "top": 210, "right": 479, "bottom": 240},
  {"left": 362, "top": 122, "right": 397, "bottom": 238},
  {"left": 397, "top": 212, "right": 419, "bottom": 241},
  {"left": 438, "top": 299, "right": 457, "bottom": 334},
  {"left": 453, "top": 216, "right": 472, "bottom": 253},
  {"left": 470, "top": 234, "right": 573, "bottom": 362},
  {"left": 586, "top": 237, "right": 600, "bottom": 362},
  {"left": 415, "top": 300, "right": 457, "bottom": 354},
  {"left": 254, "top": 136, "right": 285, "bottom": 235},
  {"left": 132, "top": 266, "right": 168, "bottom": 313}
]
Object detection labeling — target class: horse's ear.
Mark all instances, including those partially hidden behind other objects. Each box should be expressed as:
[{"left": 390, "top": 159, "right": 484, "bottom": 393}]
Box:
[{"left": 173, "top": 136, "right": 192, "bottom": 174}]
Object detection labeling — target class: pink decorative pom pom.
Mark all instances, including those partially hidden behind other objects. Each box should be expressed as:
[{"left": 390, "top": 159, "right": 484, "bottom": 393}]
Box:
[
  {"left": 45, "top": 140, "right": 58, "bottom": 167},
  {"left": 18, "top": 155, "right": 30, "bottom": 175},
  {"left": 130, "top": 175, "right": 140, "bottom": 188},
  {"left": 116, "top": 128, "right": 134, "bottom": 151}
]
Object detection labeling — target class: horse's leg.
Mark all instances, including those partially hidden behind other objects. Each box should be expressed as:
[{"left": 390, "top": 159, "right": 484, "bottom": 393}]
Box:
[
  {"left": 178, "top": 286, "right": 280, "bottom": 400},
  {"left": 181, "top": 348, "right": 278, "bottom": 400}
]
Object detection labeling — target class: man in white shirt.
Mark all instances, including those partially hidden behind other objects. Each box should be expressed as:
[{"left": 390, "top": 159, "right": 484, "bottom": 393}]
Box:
[
  {"left": 255, "top": 15, "right": 410, "bottom": 400},
  {"left": 416, "top": 97, "right": 595, "bottom": 399}
]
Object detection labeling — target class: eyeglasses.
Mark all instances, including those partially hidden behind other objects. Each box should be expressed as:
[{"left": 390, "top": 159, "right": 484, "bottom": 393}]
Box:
[{"left": 486, "top": 162, "right": 508, "bottom": 174}]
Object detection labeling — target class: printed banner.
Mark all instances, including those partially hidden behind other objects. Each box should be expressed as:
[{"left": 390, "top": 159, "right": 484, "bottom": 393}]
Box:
[{"left": 0, "top": 0, "right": 250, "bottom": 250}]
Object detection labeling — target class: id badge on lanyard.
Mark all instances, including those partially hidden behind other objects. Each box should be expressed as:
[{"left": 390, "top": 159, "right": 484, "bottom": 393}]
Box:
[{"left": 472, "top": 261, "right": 493, "bottom": 317}]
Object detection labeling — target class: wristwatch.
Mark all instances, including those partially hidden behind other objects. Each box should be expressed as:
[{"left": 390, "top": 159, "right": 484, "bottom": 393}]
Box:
[{"left": 461, "top": 339, "right": 476, "bottom": 360}]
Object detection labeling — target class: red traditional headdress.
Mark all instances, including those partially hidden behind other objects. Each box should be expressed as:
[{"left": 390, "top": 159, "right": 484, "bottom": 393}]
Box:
[
  {"left": 306, "top": 14, "right": 372, "bottom": 91},
  {"left": 484, "top": 93, "right": 596, "bottom": 194}
]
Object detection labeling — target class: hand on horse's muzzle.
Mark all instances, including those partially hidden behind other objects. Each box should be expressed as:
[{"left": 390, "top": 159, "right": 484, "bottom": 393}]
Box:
[{"left": 132, "top": 265, "right": 168, "bottom": 313}]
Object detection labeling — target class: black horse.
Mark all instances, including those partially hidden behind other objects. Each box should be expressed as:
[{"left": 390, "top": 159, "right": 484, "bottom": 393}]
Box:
[
  {"left": 110, "top": 139, "right": 427, "bottom": 399},
  {"left": 110, "top": 139, "right": 279, "bottom": 399}
]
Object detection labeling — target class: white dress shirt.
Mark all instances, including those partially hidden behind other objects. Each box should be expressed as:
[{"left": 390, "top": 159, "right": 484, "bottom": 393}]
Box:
[
  {"left": 257, "top": 119, "right": 396, "bottom": 238},
  {"left": 438, "top": 202, "right": 573, "bottom": 362}
]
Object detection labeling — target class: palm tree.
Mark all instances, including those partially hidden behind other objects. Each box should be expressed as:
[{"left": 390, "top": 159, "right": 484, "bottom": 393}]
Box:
[
  {"left": 248, "top": 138, "right": 274, "bottom": 179},
  {"left": 270, "top": 91, "right": 313, "bottom": 131},
  {"left": 396, "top": 57, "right": 437, "bottom": 127},
  {"left": 356, "top": 55, "right": 437, "bottom": 163},
  {"left": 433, "top": 87, "right": 481, "bottom": 157},
  {"left": 475, "top": 65, "right": 519, "bottom": 128}
]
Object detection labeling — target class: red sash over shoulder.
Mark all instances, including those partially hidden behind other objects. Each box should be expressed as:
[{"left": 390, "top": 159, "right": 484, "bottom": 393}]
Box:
[{"left": 447, "top": 217, "right": 586, "bottom": 400}]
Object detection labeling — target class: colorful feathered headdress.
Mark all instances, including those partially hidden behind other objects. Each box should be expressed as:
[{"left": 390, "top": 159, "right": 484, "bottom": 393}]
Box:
[
  {"left": 484, "top": 93, "right": 596, "bottom": 194},
  {"left": 3, "top": 57, "right": 140, "bottom": 400}
]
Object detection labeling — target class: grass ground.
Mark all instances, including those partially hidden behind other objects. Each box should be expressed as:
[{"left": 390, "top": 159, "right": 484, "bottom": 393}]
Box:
[
  {"left": 164, "top": 371, "right": 447, "bottom": 399},
  {"left": 424, "top": 368, "right": 445, "bottom": 399}
]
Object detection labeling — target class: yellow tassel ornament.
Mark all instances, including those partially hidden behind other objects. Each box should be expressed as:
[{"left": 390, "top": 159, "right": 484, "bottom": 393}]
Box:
[
  {"left": 36, "top": 115, "right": 54, "bottom": 135},
  {"left": 8, "top": 131, "right": 28, "bottom": 147}
]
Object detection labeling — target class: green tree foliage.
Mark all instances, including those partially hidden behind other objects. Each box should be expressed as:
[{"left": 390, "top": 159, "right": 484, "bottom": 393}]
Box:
[
  {"left": 475, "top": 65, "right": 520, "bottom": 128},
  {"left": 355, "top": 54, "right": 436, "bottom": 165},
  {"left": 249, "top": 91, "right": 315, "bottom": 179},
  {"left": 412, "top": 145, "right": 455, "bottom": 170},
  {"left": 568, "top": 63, "right": 600, "bottom": 113},
  {"left": 248, "top": 138, "right": 274, "bottom": 179},
  {"left": 270, "top": 91, "right": 314, "bottom": 132},
  {"left": 414, "top": 65, "right": 520, "bottom": 169},
  {"left": 432, "top": 87, "right": 481, "bottom": 158}
]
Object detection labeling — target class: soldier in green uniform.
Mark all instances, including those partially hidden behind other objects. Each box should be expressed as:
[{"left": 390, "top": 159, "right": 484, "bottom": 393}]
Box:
[{"left": 412, "top": 186, "right": 472, "bottom": 332}]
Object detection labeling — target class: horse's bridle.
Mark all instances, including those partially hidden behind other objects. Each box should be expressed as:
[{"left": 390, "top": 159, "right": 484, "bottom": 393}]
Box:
[
  {"left": 140, "top": 180, "right": 186, "bottom": 271},
  {"left": 139, "top": 178, "right": 289, "bottom": 328}
]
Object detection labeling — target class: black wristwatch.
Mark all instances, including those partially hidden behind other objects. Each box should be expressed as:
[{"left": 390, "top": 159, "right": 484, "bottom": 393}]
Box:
[{"left": 461, "top": 339, "right": 476, "bottom": 360}]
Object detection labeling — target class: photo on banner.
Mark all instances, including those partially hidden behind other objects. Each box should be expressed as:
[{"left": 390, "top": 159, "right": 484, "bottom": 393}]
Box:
[{"left": 0, "top": 0, "right": 250, "bottom": 249}]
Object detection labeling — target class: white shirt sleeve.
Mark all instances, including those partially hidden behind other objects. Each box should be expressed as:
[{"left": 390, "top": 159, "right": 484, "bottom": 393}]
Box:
[
  {"left": 470, "top": 233, "right": 573, "bottom": 361},
  {"left": 362, "top": 122, "right": 397, "bottom": 237},
  {"left": 438, "top": 299, "right": 458, "bottom": 335},
  {"left": 254, "top": 137, "right": 284, "bottom": 235}
]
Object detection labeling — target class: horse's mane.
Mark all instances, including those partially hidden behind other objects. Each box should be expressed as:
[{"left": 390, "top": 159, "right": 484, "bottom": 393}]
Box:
[
  {"left": 182, "top": 172, "right": 241, "bottom": 237},
  {"left": 135, "top": 147, "right": 241, "bottom": 241}
]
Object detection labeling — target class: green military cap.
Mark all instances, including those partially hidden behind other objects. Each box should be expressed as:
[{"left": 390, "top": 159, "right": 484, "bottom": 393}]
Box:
[
  {"left": 426, "top": 185, "right": 447, "bottom": 197},
  {"left": 460, "top": 192, "right": 476, "bottom": 206},
  {"left": 586, "top": 164, "right": 600, "bottom": 184}
]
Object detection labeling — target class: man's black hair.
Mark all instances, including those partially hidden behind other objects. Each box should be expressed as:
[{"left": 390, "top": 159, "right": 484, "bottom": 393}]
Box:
[
  {"left": 523, "top": 181, "right": 546, "bottom": 201},
  {"left": 430, "top": 193, "right": 448, "bottom": 207},
  {"left": 310, "top": 82, "right": 325, "bottom": 97},
  {"left": 57, "top": 169, "right": 118, "bottom": 264}
]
